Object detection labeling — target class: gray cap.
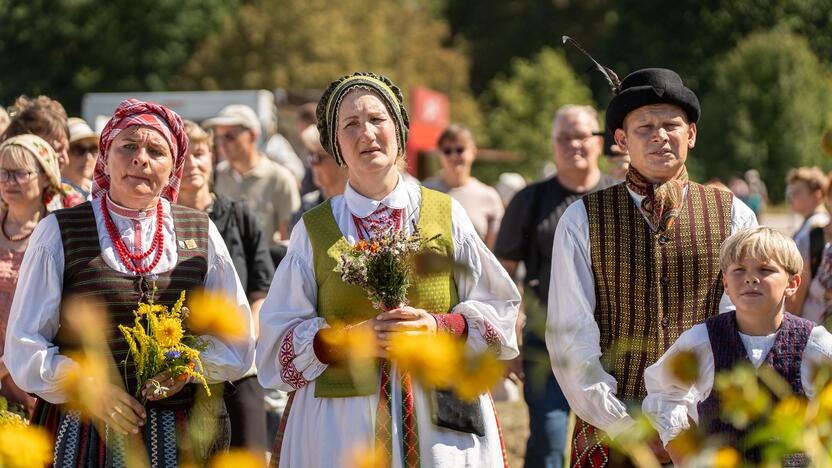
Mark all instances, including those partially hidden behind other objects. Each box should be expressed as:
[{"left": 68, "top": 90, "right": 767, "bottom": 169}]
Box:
[{"left": 203, "top": 104, "right": 261, "bottom": 135}]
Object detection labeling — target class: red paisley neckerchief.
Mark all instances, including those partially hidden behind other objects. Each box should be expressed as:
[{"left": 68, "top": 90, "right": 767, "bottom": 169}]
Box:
[{"left": 625, "top": 165, "right": 689, "bottom": 235}]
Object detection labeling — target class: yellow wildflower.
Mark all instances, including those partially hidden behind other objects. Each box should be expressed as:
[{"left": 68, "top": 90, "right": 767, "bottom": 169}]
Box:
[
  {"left": 155, "top": 317, "right": 184, "bottom": 348},
  {"left": 186, "top": 289, "right": 247, "bottom": 339},
  {"left": 60, "top": 297, "right": 109, "bottom": 339},
  {"left": 342, "top": 443, "right": 386, "bottom": 468},
  {"left": 137, "top": 303, "right": 152, "bottom": 316},
  {"left": 317, "top": 324, "right": 377, "bottom": 363},
  {"left": 715, "top": 365, "right": 770, "bottom": 429},
  {"left": 59, "top": 351, "right": 110, "bottom": 418},
  {"left": 666, "top": 428, "right": 701, "bottom": 458},
  {"left": 452, "top": 351, "right": 505, "bottom": 401},
  {"left": 137, "top": 302, "right": 167, "bottom": 316},
  {"left": 772, "top": 396, "right": 807, "bottom": 421},
  {"left": 388, "top": 332, "right": 462, "bottom": 389},
  {"left": 666, "top": 350, "right": 699, "bottom": 385},
  {"left": 712, "top": 446, "right": 740, "bottom": 468},
  {"left": 208, "top": 448, "right": 266, "bottom": 468},
  {"left": 0, "top": 424, "right": 53, "bottom": 468}
]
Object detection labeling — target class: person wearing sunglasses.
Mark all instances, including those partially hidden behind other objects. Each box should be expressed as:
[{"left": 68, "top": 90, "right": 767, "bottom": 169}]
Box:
[
  {"left": 0, "top": 134, "right": 83, "bottom": 417},
  {"left": 63, "top": 117, "right": 99, "bottom": 199},
  {"left": 290, "top": 125, "right": 349, "bottom": 230},
  {"left": 423, "top": 124, "right": 504, "bottom": 250}
]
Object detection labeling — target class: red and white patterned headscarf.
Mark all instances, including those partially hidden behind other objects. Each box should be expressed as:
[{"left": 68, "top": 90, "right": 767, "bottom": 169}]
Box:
[{"left": 91, "top": 99, "right": 188, "bottom": 202}]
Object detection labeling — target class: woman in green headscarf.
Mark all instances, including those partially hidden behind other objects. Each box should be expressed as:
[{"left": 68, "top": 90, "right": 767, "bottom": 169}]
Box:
[{"left": 257, "top": 72, "right": 520, "bottom": 467}]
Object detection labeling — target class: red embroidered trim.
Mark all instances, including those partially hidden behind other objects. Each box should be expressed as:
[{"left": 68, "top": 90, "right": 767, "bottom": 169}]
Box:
[
  {"left": 483, "top": 320, "right": 502, "bottom": 353},
  {"left": 269, "top": 391, "right": 296, "bottom": 468},
  {"left": 489, "top": 392, "right": 509, "bottom": 468},
  {"left": 279, "top": 328, "right": 309, "bottom": 390},
  {"left": 352, "top": 206, "right": 403, "bottom": 241},
  {"left": 431, "top": 313, "right": 468, "bottom": 338}
]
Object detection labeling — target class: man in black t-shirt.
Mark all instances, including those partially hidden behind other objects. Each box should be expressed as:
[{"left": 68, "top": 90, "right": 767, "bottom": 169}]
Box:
[{"left": 495, "top": 105, "right": 615, "bottom": 468}]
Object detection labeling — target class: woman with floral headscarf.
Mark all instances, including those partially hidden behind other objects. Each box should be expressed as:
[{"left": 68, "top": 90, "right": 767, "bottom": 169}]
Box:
[
  {"left": 0, "top": 134, "right": 81, "bottom": 416},
  {"left": 4, "top": 99, "right": 254, "bottom": 466},
  {"left": 257, "top": 72, "right": 519, "bottom": 467}
]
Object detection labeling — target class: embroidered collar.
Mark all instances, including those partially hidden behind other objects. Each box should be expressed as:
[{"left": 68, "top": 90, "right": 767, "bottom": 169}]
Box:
[
  {"left": 344, "top": 175, "right": 408, "bottom": 218},
  {"left": 105, "top": 194, "right": 161, "bottom": 220}
]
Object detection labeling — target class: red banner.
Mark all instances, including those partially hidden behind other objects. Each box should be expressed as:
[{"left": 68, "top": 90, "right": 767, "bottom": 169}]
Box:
[{"left": 405, "top": 87, "right": 449, "bottom": 175}]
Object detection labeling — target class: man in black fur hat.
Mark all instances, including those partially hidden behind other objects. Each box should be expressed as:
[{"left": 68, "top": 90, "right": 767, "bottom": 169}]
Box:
[{"left": 546, "top": 67, "right": 758, "bottom": 466}]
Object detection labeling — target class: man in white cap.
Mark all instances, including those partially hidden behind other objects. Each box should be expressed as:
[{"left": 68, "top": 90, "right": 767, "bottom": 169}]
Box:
[
  {"left": 63, "top": 117, "right": 99, "bottom": 199},
  {"left": 205, "top": 104, "right": 301, "bottom": 249}
]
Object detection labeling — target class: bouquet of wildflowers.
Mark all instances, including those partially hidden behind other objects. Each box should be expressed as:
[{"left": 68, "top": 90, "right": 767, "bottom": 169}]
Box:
[
  {"left": 336, "top": 226, "right": 437, "bottom": 311},
  {"left": 118, "top": 289, "right": 211, "bottom": 400}
]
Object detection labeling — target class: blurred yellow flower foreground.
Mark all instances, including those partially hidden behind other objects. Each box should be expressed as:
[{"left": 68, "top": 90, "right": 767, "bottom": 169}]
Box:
[
  {"left": 0, "top": 397, "right": 52, "bottom": 468},
  {"left": 186, "top": 289, "right": 247, "bottom": 339},
  {"left": 388, "top": 331, "right": 505, "bottom": 401}
]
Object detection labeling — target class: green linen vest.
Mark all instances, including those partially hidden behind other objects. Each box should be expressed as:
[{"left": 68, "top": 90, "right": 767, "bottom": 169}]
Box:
[
  {"left": 303, "top": 186, "right": 459, "bottom": 397},
  {"left": 582, "top": 182, "right": 733, "bottom": 401}
]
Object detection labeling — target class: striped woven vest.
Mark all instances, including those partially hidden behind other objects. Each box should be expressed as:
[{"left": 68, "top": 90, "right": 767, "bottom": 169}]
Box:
[
  {"left": 582, "top": 182, "right": 732, "bottom": 401},
  {"left": 54, "top": 201, "right": 209, "bottom": 408},
  {"left": 303, "top": 186, "right": 459, "bottom": 397},
  {"left": 697, "top": 311, "right": 812, "bottom": 466}
]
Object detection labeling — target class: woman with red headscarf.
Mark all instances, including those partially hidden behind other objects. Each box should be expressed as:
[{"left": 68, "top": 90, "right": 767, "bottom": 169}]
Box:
[{"left": 4, "top": 99, "right": 254, "bottom": 466}]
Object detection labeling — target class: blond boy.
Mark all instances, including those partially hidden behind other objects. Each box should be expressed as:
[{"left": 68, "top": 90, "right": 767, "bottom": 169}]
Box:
[{"left": 643, "top": 226, "right": 832, "bottom": 466}]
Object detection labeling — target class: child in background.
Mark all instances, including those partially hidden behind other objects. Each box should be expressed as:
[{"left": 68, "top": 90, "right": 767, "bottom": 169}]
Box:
[{"left": 642, "top": 226, "right": 832, "bottom": 466}]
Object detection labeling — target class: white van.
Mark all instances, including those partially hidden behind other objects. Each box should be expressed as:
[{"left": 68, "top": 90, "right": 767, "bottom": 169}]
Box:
[{"left": 82, "top": 90, "right": 276, "bottom": 147}]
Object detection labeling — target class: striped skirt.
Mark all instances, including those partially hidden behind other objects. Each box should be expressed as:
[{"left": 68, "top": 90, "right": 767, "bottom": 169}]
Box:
[{"left": 31, "top": 398, "right": 231, "bottom": 468}]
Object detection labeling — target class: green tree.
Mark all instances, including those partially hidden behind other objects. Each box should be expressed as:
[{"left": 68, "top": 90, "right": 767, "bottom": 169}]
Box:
[
  {"left": 0, "top": 0, "right": 236, "bottom": 113},
  {"left": 444, "top": 0, "right": 613, "bottom": 94},
  {"left": 174, "top": 0, "right": 481, "bottom": 130},
  {"left": 445, "top": 0, "right": 832, "bottom": 111},
  {"left": 477, "top": 47, "right": 593, "bottom": 181},
  {"left": 601, "top": 0, "right": 832, "bottom": 101},
  {"left": 697, "top": 30, "right": 832, "bottom": 202}
]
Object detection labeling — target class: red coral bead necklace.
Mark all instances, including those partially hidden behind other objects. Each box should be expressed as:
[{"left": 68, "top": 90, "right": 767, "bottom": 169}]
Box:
[{"left": 101, "top": 196, "right": 165, "bottom": 274}]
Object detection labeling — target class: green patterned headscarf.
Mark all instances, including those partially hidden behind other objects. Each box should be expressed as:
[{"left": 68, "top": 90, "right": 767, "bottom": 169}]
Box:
[{"left": 316, "top": 72, "right": 409, "bottom": 166}]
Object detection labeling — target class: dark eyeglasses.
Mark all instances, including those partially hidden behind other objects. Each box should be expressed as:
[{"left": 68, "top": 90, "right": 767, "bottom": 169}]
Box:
[
  {"left": 441, "top": 146, "right": 465, "bottom": 156},
  {"left": 555, "top": 134, "right": 599, "bottom": 145},
  {"left": 70, "top": 144, "right": 98, "bottom": 157},
  {"left": 214, "top": 128, "right": 248, "bottom": 143},
  {"left": 0, "top": 169, "right": 38, "bottom": 184}
]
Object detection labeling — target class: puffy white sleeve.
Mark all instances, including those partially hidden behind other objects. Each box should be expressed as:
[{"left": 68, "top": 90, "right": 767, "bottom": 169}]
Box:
[
  {"left": 201, "top": 220, "right": 256, "bottom": 383},
  {"left": 256, "top": 220, "right": 328, "bottom": 392},
  {"left": 4, "top": 216, "right": 78, "bottom": 404},
  {"left": 449, "top": 200, "right": 520, "bottom": 359},
  {"left": 546, "top": 202, "right": 635, "bottom": 438},
  {"left": 642, "top": 324, "right": 715, "bottom": 446},
  {"left": 802, "top": 325, "right": 832, "bottom": 397}
]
